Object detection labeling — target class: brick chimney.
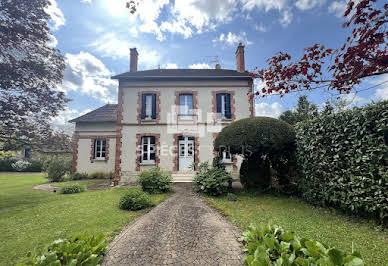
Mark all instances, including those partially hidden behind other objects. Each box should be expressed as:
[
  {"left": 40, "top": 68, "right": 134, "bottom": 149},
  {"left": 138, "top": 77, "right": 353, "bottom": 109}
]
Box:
[
  {"left": 130, "top": 48, "right": 138, "bottom": 72},
  {"left": 235, "top": 43, "right": 245, "bottom": 72}
]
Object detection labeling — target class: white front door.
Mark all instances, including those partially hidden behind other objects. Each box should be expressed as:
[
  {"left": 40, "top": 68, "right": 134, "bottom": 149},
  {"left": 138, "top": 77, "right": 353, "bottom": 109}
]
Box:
[{"left": 178, "top": 137, "right": 194, "bottom": 171}]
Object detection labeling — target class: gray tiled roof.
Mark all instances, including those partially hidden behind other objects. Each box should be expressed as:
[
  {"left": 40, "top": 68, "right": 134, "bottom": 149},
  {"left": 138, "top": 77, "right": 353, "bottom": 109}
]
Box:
[
  {"left": 69, "top": 104, "right": 117, "bottom": 123},
  {"left": 111, "top": 69, "right": 252, "bottom": 80}
]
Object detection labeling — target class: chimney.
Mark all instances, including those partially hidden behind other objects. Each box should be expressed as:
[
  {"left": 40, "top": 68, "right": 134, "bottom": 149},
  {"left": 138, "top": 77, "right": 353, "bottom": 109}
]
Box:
[
  {"left": 130, "top": 48, "right": 138, "bottom": 72},
  {"left": 235, "top": 43, "right": 245, "bottom": 72},
  {"left": 215, "top": 63, "right": 221, "bottom": 69}
]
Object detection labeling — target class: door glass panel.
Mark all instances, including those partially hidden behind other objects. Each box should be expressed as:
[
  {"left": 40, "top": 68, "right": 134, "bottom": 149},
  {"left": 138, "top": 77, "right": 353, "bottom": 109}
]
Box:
[
  {"left": 187, "top": 143, "right": 193, "bottom": 157},
  {"left": 179, "top": 143, "right": 185, "bottom": 156}
]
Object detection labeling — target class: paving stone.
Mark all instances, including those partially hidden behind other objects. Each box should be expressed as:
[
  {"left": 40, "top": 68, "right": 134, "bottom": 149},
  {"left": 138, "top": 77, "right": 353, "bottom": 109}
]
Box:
[{"left": 102, "top": 183, "right": 243, "bottom": 265}]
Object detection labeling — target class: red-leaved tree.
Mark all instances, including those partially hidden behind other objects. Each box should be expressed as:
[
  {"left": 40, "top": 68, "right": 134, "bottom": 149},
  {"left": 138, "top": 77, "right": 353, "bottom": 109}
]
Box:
[{"left": 253, "top": 0, "right": 387, "bottom": 97}]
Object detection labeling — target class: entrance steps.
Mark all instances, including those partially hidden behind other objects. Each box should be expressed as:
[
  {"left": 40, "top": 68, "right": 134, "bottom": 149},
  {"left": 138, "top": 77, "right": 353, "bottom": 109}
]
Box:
[{"left": 171, "top": 171, "right": 196, "bottom": 182}]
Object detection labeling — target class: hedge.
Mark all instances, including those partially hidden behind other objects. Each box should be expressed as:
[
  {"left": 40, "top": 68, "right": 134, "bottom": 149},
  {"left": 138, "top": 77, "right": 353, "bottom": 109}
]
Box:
[
  {"left": 0, "top": 159, "right": 42, "bottom": 172},
  {"left": 296, "top": 101, "right": 388, "bottom": 222}
]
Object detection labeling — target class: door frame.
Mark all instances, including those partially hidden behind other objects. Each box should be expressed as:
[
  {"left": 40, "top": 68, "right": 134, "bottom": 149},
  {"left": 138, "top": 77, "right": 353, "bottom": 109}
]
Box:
[{"left": 173, "top": 134, "right": 199, "bottom": 171}]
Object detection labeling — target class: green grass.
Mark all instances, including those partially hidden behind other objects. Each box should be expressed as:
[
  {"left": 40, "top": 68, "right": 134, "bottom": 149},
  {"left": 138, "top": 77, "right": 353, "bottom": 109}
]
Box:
[
  {"left": 52, "top": 179, "right": 106, "bottom": 188},
  {"left": 0, "top": 173, "right": 170, "bottom": 265},
  {"left": 204, "top": 191, "right": 388, "bottom": 266}
]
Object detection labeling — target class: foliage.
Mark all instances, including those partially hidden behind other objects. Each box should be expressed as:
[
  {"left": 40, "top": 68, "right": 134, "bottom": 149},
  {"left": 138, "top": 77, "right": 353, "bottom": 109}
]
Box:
[
  {"left": 254, "top": 1, "right": 387, "bottom": 97},
  {"left": 70, "top": 172, "right": 89, "bottom": 180},
  {"left": 0, "top": 0, "right": 69, "bottom": 146},
  {"left": 118, "top": 189, "right": 155, "bottom": 211},
  {"left": 43, "top": 156, "right": 72, "bottom": 182},
  {"left": 60, "top": 183, "right": 86, "bottom": 194},
  {"left": 17, "top": 233, "right": 107, "bottom": 266},
  {"left": 0, "top": 158, "right": 42, "bottom": 172},
  {"left": 137, "top": 167, "right": 172, "bottom": 194},
  {"left": 89, "top": 171, "right": 113, "bottom": 179},
  {"left": 215, "top": 117, "right": 296, "bottom": 189},
  {"left": 227, "top": 193, "right": 238, "bottom": 202},
  {"left": 12, "top": 160, "right": 31, "bottom": 172},
  {"left": 0, "top": 150, "right": 15, "bottom": 160},
  {"left": 296, "top": 101, "right": 388, "bottom": 223},
  {"left": 279, "top": 95, "right": 318, "bottom": 126},
  {"left": 243, "top": 223, "right": 363, "bottom": 266},
  {"left": 193, "top": 162, "right": 232, "bottom": 196}
]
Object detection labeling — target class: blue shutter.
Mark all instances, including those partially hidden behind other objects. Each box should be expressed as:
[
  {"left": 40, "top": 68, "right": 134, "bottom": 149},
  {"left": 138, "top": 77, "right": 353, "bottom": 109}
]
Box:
[
  {"left": 152, "top": 94, "right": 156, "bottom": 119},
  {"left": 225, "top": 93, "right": 231, "bottom": 119},
  {"left": 216, "top": 93, "right": 222, "bottom": 113},
  {"left": 141, "top": 94, "right": 146, "bottom": 119}
]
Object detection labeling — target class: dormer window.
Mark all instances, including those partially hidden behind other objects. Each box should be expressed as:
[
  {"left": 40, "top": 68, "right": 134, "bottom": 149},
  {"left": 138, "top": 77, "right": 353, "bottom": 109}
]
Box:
[
  {"left": 141, "top": 93, "right": 156, "bottom": 120},
  {"left": 216, "top": 93, "right": 231, "bottom": 119}
]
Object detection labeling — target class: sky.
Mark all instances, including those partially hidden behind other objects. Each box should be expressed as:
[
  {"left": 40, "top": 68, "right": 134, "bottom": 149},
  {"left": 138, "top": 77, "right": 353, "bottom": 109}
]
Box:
[{"left": 46, "top": 0, "right": 388, "bottom": 131}]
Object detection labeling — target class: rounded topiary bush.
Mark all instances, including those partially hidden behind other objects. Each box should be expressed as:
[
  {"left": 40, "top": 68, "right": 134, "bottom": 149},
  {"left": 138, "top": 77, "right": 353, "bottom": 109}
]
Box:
[
  {"left": 118, "top": 189, "right": 155, "bottom": 211},
  {"left": 214, "top": 117, "right": 296, "bottom": 189},
  {"left": 60, "top": 183, "right": 85, "bottom": 194},
  {"left": 138, "top": 167, "right": 172, "bottom": 194}
]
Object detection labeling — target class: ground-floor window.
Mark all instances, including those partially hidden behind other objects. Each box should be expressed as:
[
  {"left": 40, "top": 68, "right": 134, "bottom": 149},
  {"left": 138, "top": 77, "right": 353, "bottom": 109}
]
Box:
[
  {"left": 94, "top": 139, "right": 106, "bottom": 159},
  {"left": 221, "top": 146, "right": 232, "bottom": 163},
  {"left": 141, "top": 136, "right": 156, "bottom": 164}
]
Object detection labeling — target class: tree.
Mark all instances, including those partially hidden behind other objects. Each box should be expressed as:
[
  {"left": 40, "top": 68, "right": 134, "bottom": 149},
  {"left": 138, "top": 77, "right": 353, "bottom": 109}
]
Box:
[
  {"left": 0, "top": 0, "right": 69, "bottom": 146},
  {"left": 254, "top": 0, "right": 387, "bottom": 97},
  {"left": 279, "top": 95, "right": 318, "bottom": 126}
]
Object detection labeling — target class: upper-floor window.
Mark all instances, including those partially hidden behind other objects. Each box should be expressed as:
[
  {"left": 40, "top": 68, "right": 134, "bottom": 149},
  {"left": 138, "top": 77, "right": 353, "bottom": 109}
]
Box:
[
  {"left": 216, "top": 93, "right": 231, "bottom": 119},
  {"left": 179, "top": 94, "right": 194, "bottom": 119},
  {"left": 141, "top": 93, "right": 156, "bottom": 120},
  {"left": 141, "top": 136, "right": 156, "bottom": 164},
  {"left": 93, "top": 139, "right": 106, "bottom": 160}
]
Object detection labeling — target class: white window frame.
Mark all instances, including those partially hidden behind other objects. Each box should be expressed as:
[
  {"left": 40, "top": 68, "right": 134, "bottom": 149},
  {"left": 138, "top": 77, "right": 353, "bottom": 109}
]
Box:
[
  {"left": 220, "top": 94, "right": 226, "bottom": 119},
  {"left": 94, "top": 139, "right": 106, "bottom": 160},
  {"left": 179, "top": 94, "right": 193, "bottom": 120},
  {"left": 222, "top": 146, "right": 232, "bottom": 164},
  {"left": 141, "top": 136, "right": 156, "bottom": 164},
  {"left": 144, "top": 94, "right": 153, "bottom": 120}
]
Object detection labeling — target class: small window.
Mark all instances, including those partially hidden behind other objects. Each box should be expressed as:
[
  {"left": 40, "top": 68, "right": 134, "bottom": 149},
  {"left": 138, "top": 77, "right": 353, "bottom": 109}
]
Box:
[
  {"left": 24, "top": 148, "right": 30, "bottom": 158},
  {"left": 216, "top": 93, "right": 231, "bottom": 119},
  {"left": 179, "top": 94, "right": 194, "bottom": 119},
  {"left": 94, "top": 139, "right": 106, "bottom": 160},
  {"left": 141, "top": 93, "right": 156, "bottom": 120},
  {"left": 141, "top": 136, "right": 156, "bottom": 164},
  {"left": 220, "top": 146, "right": 232, "bottom": 163}
]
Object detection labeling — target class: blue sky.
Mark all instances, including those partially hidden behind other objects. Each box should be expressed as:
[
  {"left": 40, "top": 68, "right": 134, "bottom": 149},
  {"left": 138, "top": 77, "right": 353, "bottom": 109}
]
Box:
[{"left": 46, "top": 0, "right": 388, "bottom": 130}]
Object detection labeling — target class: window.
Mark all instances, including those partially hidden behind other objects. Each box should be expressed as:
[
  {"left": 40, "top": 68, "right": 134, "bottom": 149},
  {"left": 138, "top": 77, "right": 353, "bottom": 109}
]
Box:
[
  {"left": 179, "top": 94, "right": 193, "bottom": 119},
  {"left": 216, "top": 93, "right": 231, "bottom": 119},
  {"left": 141, "top": 93, "right": 156, "bottom": 120},
  {"left": 24, "top": 148, "right": 30, "bottom": 158},
  {"left": 141, "top": 136, "right": 156, "bottom": 164},
  {"left": 94, "top": 139, "right": 106, "bottom": 160},
  {"left": 220, "top": 146, "right": 232, "bottom": 163}
]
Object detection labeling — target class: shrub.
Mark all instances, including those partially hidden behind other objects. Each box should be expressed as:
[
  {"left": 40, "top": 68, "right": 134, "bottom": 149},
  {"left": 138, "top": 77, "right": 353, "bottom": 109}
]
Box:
[
  {"left": 89, "top": 171, "right": 110, "bottom": 179},
  {"left": 0, "top": 158, "right": 42, "bottom": 172},
  {"left": 17, "top": 233, "right": 106, "bottom": 266},
  {"left": 137, "top": 167, "right": 172, "bottom": 194},
  {"left": 118, "top": 189, "right": 155, "bottom": 211},
  {"left": 214, "top": 117, "right": 296, "bottom": 189},
  {"left": 0, "top": 150, "right": 15, "bottom": 160},
  {"left": 43, "top": 156, "right": 72, "bottom": 182},
  {"left": 60, "top": 183, "right": 85, "bottom": 194},
  {"left": 11, "top": 160, "right": 31, "bottom": 171},
  {"left": 24, "top": 159, "right": 42, "bottom": 172},
  {"left": 193, "top": 162, "right": 232, "bottom": 196},
  {"left": 296, "top": 101, "right": 388, "bottom": 222},
  {"left": 227, "top": 193, "right": 238, "bottom": 201},
  {"left": 71, "top": 172, "right": 89, "bottom": 180},
  {"left": 243, "top": 223, "right": 363, "bottom": 266},
  {"left": 0, "top": 158, "right": 16, "bottom": 171}
]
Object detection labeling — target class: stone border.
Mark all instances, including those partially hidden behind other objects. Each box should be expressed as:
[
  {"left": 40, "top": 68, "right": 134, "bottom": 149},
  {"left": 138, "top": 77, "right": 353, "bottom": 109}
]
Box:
[
  {"left": 211, "top": 90, "right": 236, "bottom": 122},
  {"left": 174, "top": 90, "right": 198, "bottom": 124},
  {"left": 173, "top": 134, "right": 199, "bottom": 171},
  {"left": 137, "top": 91, "right": 161, "bottom": 124},
  {"left": 114, "top": 87, "right": 124, "bottom": 186},
  {"left": 89, "top": 138, "right": 110, "bottom": 163},
  {"left": 72, "top": 132, "right": 79, "bottom": 173},
  {"left": 135, "top": 133, "right": 161, "bottom": 171}
]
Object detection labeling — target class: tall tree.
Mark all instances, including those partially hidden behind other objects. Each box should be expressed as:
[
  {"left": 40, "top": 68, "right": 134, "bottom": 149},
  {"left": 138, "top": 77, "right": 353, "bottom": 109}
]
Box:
[
  {"left": 254, "top": 0, "right": 387, "bottom": 97},
  {"left": 279, "top": 95, "right": 318, "bottom": 125},
  {"left": 0, "top": 0, "right": 69, "bottom": 146}
]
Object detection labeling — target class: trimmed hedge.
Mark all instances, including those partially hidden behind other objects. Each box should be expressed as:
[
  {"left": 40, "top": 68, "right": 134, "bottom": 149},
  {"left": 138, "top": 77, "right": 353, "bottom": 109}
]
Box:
[
  {"left": 296, "top": 101, "right": 388, "bottom": 222},
  {"left": 0, "top": 159, "right": 42, "bottom": 172}
]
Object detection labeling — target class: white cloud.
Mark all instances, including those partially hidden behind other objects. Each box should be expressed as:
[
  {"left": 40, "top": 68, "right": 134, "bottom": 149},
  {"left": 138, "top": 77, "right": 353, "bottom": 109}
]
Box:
[
  {"left": 52, "top": 108, "right": 92, "bottom": 126},
  {"left": 279, "top": 9, "right": 293, "bottom": 27},
  {"left": 47, "top": 34, "right": 58, "bottom": 48},
  {"left": 255, "top": 102, "right": 284, "bottom": 118},
  {"left": 189, "top": 63, "right": 212, "bottom": 69},
  {"left": 212, "top": 32, "right": 253, "bottom": 46},
  {"left": 45, "top": 0, "right": 65, "bottom": 30},
  {"left": 59, "top": 52, "right": 118, "bottom": 103},
  {"left": 81, "top": 0, "right": 92, "bottom": 3},
  {"left": 295, "top": 0, "right": 326, "bottom": 11},
  {"left": 240, "top": 0, "right": 289, "bottom": 12},
  {"left": 373, "top": 75, "right": 388, "bottom": 100},
  {"left": 89, "top": 32, "right": 161, "bottom": 69},
  {"left": 164, "top": 63, "right": 179, "bottom": 69},
  {"left": 255, "top": 23, "right": 267, "bottom": 32},
  {"left": 328, "top": 1, "right": 346, "bottom": 17}
]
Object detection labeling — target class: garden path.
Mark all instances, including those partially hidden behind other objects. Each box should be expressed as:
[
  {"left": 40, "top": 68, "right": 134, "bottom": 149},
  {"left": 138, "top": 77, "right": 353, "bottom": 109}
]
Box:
[{"left": 103, "top": 183, "right": 243, "bottom": 265}]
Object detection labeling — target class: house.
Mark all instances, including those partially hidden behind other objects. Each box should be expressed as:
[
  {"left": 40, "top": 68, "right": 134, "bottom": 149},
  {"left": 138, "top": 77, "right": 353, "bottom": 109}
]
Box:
[{"left": 69, "top": 43, "right": 254, "bottom": 185}]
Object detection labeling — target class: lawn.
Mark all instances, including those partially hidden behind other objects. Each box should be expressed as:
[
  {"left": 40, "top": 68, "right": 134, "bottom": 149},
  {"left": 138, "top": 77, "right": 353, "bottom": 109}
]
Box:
[
  {"left": 0, "top": 173, "right": 170, "bottom": 265},
  {"left": 52, "top": 179, "right": 106, "bottom": 188},
  {"left": 204, "top": 192, "right": 388, "bottom": 266}
]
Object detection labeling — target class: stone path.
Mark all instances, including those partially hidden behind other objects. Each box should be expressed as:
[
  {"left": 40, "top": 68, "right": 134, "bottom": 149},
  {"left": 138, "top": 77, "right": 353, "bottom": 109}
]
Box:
[{"left": 103, "top": 183, "right": 244, "bottom": 265}]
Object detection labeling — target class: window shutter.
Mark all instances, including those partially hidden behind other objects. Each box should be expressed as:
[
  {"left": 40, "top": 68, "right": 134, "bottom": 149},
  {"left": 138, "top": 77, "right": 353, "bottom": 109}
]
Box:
[
  {"left": 225, "top": 93, "right": 231, "bottom": 119},
  {"left": 216, "top": 94, "right": 222, "bottom": 115},
  {"left": 152, "top": 94, "right": 156, "bottom": 119},
  {"left": 141, "top": 94, "right": 146, "bottom": 119}
]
